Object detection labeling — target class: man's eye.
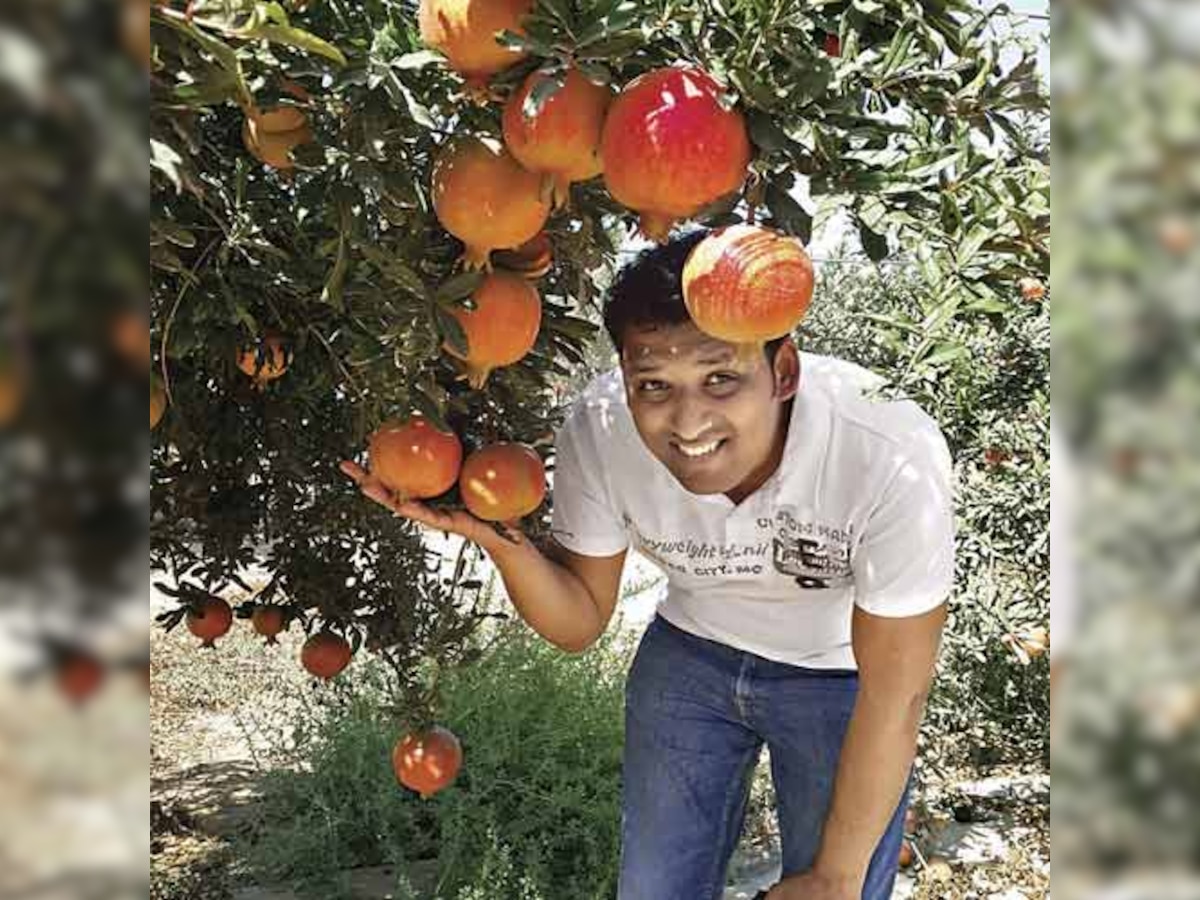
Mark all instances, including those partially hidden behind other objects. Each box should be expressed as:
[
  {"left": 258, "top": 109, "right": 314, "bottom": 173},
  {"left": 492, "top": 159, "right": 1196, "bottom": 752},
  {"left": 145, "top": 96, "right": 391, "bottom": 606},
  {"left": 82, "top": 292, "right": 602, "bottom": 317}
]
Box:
[
  {"left": 707, "top": 372, "right": 739, "bottom": 386},
  {"left": 637, "top": 380, "right": 667, "bottom": 393}
]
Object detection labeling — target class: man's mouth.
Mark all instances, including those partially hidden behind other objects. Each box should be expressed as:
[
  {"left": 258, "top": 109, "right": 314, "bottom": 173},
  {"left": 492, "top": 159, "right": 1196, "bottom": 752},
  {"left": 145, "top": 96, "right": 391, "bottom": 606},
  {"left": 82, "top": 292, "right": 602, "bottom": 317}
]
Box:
[{"left": 672, "top": 438, "right": 727, "bottom": 460}]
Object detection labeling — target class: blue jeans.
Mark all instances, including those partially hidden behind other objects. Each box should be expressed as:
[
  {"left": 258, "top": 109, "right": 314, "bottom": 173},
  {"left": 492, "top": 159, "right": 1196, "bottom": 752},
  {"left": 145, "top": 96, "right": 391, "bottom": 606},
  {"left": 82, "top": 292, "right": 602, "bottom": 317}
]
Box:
[{"left": 618, "top": 615, "right": 909, "bottom": 900}]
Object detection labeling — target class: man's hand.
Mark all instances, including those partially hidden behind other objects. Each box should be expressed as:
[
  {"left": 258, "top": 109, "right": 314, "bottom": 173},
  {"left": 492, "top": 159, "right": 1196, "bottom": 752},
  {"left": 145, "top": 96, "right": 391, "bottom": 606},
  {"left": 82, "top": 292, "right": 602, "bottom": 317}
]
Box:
[
  {"left": 762, "top": 870, "right": 860, "bottom": 900},
  {"left": 339, "top": 461, "right": 510, "bottom": 549}
]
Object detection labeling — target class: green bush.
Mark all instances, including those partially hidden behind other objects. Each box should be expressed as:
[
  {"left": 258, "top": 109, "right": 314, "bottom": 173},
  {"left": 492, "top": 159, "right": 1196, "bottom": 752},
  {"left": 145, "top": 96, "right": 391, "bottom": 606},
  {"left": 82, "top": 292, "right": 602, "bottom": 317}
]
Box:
[{"left": 243, "top": 621, "right": 631, "bottom": 899}]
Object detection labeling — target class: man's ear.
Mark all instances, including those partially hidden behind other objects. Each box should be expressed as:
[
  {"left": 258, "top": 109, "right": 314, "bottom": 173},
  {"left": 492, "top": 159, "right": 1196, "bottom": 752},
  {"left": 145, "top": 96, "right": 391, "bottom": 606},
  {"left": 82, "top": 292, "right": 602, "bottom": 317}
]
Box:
[{"left": 772, "top": 338, "right": 801, "bottom": 402}]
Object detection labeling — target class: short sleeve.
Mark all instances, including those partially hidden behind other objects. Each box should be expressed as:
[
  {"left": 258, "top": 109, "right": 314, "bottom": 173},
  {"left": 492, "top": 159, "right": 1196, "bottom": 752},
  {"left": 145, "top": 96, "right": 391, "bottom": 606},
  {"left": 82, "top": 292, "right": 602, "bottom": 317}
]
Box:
[
  {"left": 853, "top": 430, "right": 955, "bottom": 617},
  {"left": 550, "top": 415, "right": 630, "bottom": 557}
]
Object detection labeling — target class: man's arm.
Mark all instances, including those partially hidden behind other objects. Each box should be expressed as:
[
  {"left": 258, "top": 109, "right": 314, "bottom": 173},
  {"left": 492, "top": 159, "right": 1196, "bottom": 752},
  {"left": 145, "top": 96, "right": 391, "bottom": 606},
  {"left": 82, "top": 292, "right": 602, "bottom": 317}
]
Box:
[
  {"left": 768, "top": 602, "right": 947, "bottom": 900},
  {"left": 340, "top": 461, "right": 626, "bottom": 653}
]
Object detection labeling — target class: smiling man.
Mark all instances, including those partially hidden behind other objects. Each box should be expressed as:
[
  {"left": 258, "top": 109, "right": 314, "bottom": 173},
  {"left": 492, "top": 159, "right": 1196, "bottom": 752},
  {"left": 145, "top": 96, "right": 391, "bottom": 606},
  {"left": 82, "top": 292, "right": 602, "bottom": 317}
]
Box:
[{"left": 342, "top": 229, "right": 954, "bottom": 900}]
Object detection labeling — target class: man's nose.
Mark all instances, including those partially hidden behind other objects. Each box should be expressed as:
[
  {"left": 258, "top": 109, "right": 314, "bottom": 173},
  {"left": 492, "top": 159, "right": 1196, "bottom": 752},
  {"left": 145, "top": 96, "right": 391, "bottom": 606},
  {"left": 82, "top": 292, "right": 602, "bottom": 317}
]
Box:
[{"left": 669, "top": 402, "right": 716, "bottom": 443}]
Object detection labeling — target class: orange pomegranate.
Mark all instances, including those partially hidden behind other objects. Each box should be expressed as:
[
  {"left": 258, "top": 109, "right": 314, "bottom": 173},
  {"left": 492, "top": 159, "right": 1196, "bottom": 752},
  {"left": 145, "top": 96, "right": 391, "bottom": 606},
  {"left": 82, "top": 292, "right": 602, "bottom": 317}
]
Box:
[
  {"left": 393, "top": 725, "right": 464, "bottom": 799},
  {"left": 150, "top": 378, "right": 167, "bottom": 430},
  {"left": 56, "top": 653, "right": 106, "bottom": 705},
  {"left": 492, "top": 231, "right": 553, "bottom": 279},
  {"left": 0, "top": 368, "right": 23, "bottom": 427},
  {"left": 898, "top": 840, "right": 916, "bottom": 869},
  {"left": 251, "top": 606, "right": 287, "bottom": 646},
  {"left": 502, "top": 67, "right": 612, "bottom": 208},
  {"left": 601, "top": 67, "right": 751, "bottom": 243},
  {"left": 444, "top": 272, "right": 542, "bottom": 388},
  {"left": 681, "top": 225, "right": 815, "bottom": 349},
  {"left": 459, "top": 442, "right": 546, "bottom": 522},
  {"left": 237, "top": 334, "right": 290, "bottom": 385},
  {"left": 300, "top": 632, "right": 353, "bottom": 680},
  {"left": 187, "top": 596, "right": 233, "bottom": 648},
  {"left": 432, "top": 136, "right": 551, "bottom": 270},
  {"left": 1019, "top": 277, "right": 1046, "bottom": 302},
  {"left": 418, "top": 0, "right": 534, "bottom": 96},
  {"left": 242, "top": 101, "right": 313, "bottom": 170},
  {"left": 368, "top": 416, "right": 463, "bottom": 500},
  {"left": 113, "top": 310, "right": 152, "bottom": 369}
]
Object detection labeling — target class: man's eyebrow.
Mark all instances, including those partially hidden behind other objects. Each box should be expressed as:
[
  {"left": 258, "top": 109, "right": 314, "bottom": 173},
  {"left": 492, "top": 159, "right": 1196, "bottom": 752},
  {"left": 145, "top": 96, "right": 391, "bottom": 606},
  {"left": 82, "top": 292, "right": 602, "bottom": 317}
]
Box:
[{"left": 698, "top": 352, "right": 735, "bottom": 365}]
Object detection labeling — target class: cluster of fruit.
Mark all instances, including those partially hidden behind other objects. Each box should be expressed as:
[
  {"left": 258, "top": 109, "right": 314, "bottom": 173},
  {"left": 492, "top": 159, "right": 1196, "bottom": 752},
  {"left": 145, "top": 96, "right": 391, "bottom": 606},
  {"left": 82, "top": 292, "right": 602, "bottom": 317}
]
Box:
[{"left": 186, "top": 593, "right": 463, "bottom": 799}]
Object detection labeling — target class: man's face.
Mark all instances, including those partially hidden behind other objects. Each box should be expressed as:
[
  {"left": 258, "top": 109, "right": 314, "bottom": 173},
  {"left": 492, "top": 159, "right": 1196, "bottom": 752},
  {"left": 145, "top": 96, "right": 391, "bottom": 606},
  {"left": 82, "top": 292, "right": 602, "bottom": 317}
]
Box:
[{"left": 620, "top": 321, "right": 798, "bottom": 502}]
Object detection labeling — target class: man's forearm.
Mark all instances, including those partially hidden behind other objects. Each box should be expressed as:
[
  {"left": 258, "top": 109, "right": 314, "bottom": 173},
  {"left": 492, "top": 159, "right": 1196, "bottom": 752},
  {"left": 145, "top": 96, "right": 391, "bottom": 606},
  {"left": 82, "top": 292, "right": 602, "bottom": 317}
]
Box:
[
  {"left": 481, "top": 530, "right": 602, "bottom": 652},
  {"left": 812, "top": 686, "right": 926, "bottom": 890}
]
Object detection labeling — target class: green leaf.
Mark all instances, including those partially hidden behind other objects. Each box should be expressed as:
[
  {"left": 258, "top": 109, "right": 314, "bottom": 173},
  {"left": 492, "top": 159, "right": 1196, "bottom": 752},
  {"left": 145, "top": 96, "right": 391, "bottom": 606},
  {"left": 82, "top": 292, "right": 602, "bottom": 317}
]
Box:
[
  {"left": 392, "top": 50, "right": 443, "bottom": 70},
  {"left": 251, "top": 24, "right": 347, "bottom": 66},
  {"left": 923, "top": 342, "right": 968, "bottom": 367},
  {"left": 360, "top": 245, "right": 428, "bottom": 298},
  {"left": 159, "top": 16, "right": 252, "bottom": 108},
  {"left": 765, "top": 183, "right": 813, "bottom": 245},
  {"left": 154, "top": 220, "right": 198, "bottom": 248},
  {"left": 524, "top": 71, "right": 566, "bottom": 119},
  {"left": 434, "top": 307, "right": 469, "bottom": 357},
  {"left": 956, "top": 225, "right": 990, "bottom": 268},
  {"left": 435, "top": 271, "right": 485, "bottom": 304},
  {"left": 150, "top": 140, "right": 185, "bottom": 192},
  {"left": 575, "top": 61, "right": 612, "bottom": 85},
  {"left": 746, "top": 110, "right": 790, "bottom": 153},
  {"left": 383, "top": 68, "right": 435, "bottom": 129},
  {"left": 321, "top": 232, "right": 348, "bottom": 312},
  {"left": 577, "top": 31, "right": 645, "bottom": 59},
  {"left": 859, "top": 221, "right": 889, "bottom": 262}
]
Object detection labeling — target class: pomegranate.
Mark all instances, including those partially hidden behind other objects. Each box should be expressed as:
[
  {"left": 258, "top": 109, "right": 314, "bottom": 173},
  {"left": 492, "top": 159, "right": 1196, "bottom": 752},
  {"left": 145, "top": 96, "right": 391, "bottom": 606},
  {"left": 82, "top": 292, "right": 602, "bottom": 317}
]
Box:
[
  {"left": 492, "top": 231, "right": 553, "bottom": 279},
  {"left": 56, "top": 653, "right": 106, "bottom": 705},
  {"left": 242, "top": 102, "right": 313, "bottom": 171},
  {"left": 418, "top": 0, "right": 534, "bottom": 96},
  {"left": 300, "top": 632, "right": 353, "bottom": 680},
  {"left": 237, "top": 334, "right": 290, "bottom": 385},
  {"left": 823, "top": 32, "right": 842, "bottom": 57},
  {"left": 150, "top": 378, "right": 167, "bottom": 430},
  {"left": 502, "top": 67, "right": 612, "bottom": 208},
  {"left": 113, "top": 310, "right": 152, "bottom": 369},
  {"left": 444, "top": 272, "right": 542, "bottom": 388},
  {"left": 252, "top": 606, "right": 287, "bottom": 646},
  {"left": 681, "top": 225, "right": 815, "bottom": 349},
  {"left": 459, "top": 442, "right": 546, "bottom": 522},
  {"left": 187, "top": 596, "right": 233, "bottom": 648},
  {"left": 0, "top": 369, "right": 23, "bottom": 427},
  {"left": 898, "top": 840, "right": 915, "bottom": 869},
  {"left": 432, "top": 136, "right": 551, "bottom": 270},
  {"left": 600, "top": 66, "right": 751, "bottom": 243},
  {"left": 368, "top": 416, "right": 463, "bottom": 500},
  {"left": 1019, "top": 277, "right": 1046, "bottom": 302},
  {"left": 393, "top": 725, "right": 464, "bottom": 799}
]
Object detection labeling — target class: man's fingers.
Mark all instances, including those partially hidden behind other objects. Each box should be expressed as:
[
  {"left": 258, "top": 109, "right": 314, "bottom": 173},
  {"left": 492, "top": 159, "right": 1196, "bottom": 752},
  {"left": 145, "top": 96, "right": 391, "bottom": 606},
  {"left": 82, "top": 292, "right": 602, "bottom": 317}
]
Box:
[{"left": 339, "top": 460, "right": 369, "bottom": 484}]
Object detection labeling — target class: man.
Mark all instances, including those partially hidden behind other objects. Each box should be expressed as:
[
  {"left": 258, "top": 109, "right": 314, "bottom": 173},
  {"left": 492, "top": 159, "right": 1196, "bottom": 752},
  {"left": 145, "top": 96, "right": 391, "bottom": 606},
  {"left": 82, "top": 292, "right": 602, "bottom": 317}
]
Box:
[{"left": 342, "top": 230, "right": 954, "bottom": 900}]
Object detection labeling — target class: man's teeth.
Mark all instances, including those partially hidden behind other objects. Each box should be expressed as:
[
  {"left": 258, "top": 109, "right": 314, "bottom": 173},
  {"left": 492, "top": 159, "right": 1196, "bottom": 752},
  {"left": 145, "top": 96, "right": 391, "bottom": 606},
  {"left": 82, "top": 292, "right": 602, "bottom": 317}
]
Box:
[{"left": 677, "top": 440, "right": 722, "bottom": 458}]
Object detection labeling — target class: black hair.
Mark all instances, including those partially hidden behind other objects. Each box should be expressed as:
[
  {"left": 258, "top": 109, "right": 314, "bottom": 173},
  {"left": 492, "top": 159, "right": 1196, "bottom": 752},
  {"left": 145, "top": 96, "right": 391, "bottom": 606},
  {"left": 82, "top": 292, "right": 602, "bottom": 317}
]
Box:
[{"left": 602, "top": 228, "right": 786, "bottom": 360}]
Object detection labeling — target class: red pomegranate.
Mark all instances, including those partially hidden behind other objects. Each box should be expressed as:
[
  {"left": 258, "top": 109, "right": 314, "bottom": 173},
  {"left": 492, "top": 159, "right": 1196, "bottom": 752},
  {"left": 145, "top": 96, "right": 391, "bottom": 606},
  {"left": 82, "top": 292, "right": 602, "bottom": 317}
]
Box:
[
  {"left": 600, "top": 66, "right": 751, "bottom": 243},
  {"left": 681, "top": 224, "right": 815, "bottom": 347},
  {"left": 251, "top": 606, "right": 287, "bottom": 646},
  {"left": 823, "top": 32, "right": 842, "bottom": 57},
  {"left": 300, "top": 632, "right": 353, "bottom": 680},
  {"left": 368, "top": 416, "right": 463, "bottom": 501},
  {"left": 432, "top": 136, "right": 551, "bottom": 270},
  {"left": 445, "top": 272, "right": 542, "bottom": 388},
  {"left": 502, "top": 67, "right": 612, "bottom": 208},
  {"left": 492, "top": 231, "right": 553, "bottom": 279},
  {"left": 237, "top": 334, "right": 290, "bottom": 385},
  {"left": 459, "top": 443, "right": 546, "bottom": 522},
  {"left": 393, "top": 725, "right": 464, "bottom": 799},
  {"left": 187, "top": 596, "right": 234, "bottom": 648},
  {"left": 56, "top": 653, "right": 106, "bottom": 705},
  {"left": 418, "top": 0, "right": 534, "bottom": 97}
]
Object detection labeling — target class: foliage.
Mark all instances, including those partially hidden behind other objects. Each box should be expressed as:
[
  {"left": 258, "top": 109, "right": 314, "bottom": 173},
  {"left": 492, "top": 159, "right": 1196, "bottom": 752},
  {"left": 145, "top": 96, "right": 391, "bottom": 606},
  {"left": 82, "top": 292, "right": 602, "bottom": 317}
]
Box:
[{"left": 243, "top": 620, "right": 630, "bottom": 899}]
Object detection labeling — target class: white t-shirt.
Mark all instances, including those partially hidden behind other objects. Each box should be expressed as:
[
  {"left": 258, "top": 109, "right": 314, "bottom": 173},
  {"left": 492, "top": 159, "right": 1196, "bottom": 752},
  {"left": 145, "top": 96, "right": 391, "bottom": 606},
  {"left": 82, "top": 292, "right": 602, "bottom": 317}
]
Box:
[{"left": 551, "top": 353, "right": 956, "bottom": 669}]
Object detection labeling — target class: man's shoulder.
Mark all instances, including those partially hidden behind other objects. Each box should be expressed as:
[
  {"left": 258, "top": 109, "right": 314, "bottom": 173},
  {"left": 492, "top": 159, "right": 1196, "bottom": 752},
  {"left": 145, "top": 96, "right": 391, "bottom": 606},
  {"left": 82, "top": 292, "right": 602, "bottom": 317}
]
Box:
[
  {"left": 802, "top": 353, "right": 948, "bottom": 460},
  {"left": 560, "top": 367, "right": 628, "bottom": 435}
]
